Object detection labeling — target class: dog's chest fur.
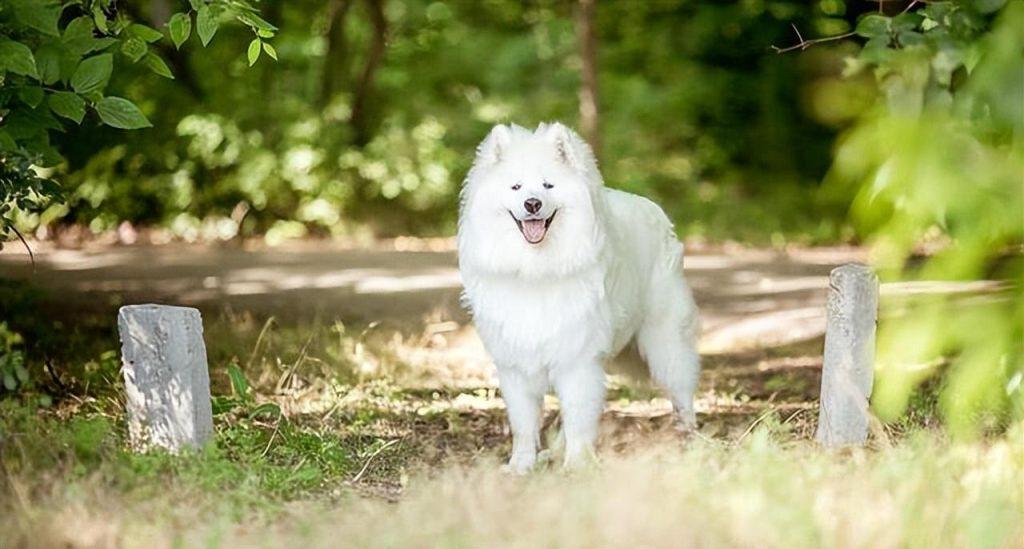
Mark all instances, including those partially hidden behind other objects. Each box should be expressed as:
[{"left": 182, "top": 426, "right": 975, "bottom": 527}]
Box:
[
  {"left": 466, "top": 267, "right": 607, "bottom": 371},
  {"left": 466, "top": 254, "right": 645, "bottom": 375}
]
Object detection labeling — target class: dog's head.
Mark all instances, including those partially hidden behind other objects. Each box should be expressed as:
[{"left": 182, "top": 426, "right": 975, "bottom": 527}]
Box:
[{"left": 458, "top": 122, "right": 606, "bottom": 278}]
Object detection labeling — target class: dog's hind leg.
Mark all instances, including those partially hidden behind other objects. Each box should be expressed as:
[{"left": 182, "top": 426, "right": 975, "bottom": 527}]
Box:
[
  {"left": 497, "top": 367, "right": 546, "bottom": 474},
  {"left": 552, "top": 360, "right": 606, "bottom": 468},
  {"left": 637, "top": 276, "right": 701, "bottom": 430}
]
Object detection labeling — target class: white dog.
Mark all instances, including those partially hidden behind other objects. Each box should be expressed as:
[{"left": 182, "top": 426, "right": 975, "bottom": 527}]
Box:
[{"left": 458, "top": 122, "right": 700, "bottom": 473}]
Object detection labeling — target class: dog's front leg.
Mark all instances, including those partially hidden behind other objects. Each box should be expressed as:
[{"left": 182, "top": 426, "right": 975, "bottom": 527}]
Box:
[
  {"left": 497, "top": 367, "right": 545, "bottom": 474},
  {"left": 553, "top": 361, "right": 605, "bottom": 469}
]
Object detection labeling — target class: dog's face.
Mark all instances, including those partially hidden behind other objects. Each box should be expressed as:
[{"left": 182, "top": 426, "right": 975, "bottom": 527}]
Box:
[{"left": 459, "top": 123, "right": 605, "bottom": 278}]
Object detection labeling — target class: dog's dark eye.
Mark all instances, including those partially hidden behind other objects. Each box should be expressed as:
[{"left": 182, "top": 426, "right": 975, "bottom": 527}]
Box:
[
  {"left": 543, "top": 182, "right": 554, "bottom": 189},
  {"left": 511, "top": 183, "right": 521, "bottom": 191}
]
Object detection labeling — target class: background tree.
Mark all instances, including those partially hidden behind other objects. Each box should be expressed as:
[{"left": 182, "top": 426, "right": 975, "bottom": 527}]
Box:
[{"left": 575, "top": 0, "right": 599, "bottom": 158}]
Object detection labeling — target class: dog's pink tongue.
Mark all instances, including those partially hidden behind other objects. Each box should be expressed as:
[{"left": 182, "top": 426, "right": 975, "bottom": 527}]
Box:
[{"left": 521, "top": 219, "right": 547, "bottom": 243}]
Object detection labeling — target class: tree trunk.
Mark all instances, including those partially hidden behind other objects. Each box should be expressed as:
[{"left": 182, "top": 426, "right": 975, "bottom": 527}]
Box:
[
  {"left": 319, "top": 0, "right": 354, "bottom": 108},
  {"left": 576, "top": 0, "right": 600, "bottom": 159},
  {"left": 350, "top": 0, "right": 388, "bottom": 146}
]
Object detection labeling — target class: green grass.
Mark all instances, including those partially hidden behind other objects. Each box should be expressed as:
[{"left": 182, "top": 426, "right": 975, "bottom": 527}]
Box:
[
  {"left": 2, "top": 400, "right": 1021, "bottom": 548},
  {"left": 0, "top": 400, "right": 360, "bottom": 511}
]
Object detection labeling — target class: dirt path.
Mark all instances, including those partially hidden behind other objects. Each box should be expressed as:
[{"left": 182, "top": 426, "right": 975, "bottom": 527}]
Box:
[
  {"left": 0, "top": 241, "right": 864, "bottom": 352},
  {"left": 1, "top": 241, "right": 875, "bottom": 467}
]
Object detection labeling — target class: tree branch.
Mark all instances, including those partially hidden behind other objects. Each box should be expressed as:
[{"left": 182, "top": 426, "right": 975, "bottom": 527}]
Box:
[
  {"left": 4, "top": 222, "right": 35, "bottom": 272},
  {"left": 771, "top": 0, "right": 922, "bottom": 54},
  {"left": 770, "top": 30, "right": 857, "bottom": 54}
]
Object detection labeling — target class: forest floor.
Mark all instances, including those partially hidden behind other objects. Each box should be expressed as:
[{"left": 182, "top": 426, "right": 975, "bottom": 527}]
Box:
[
  {"left": 0, "top": 240, "right": 1019, "bottom": 548},
  {"left": 0, "top": 239, "right": 863, "bottom": 443}
]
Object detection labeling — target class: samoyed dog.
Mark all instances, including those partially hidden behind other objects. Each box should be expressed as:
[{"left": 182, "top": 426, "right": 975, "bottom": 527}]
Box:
[{"left": 458, "top": 122, "right": 700, "bottom": 473}]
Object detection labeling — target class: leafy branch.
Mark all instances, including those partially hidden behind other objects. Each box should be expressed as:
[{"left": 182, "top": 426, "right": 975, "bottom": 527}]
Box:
[
  {"left": 0, "top": 0, "right": 276, "bottom": 245},
  {"left": 771, "top": 0, "right": 922, "bottom": 54}
]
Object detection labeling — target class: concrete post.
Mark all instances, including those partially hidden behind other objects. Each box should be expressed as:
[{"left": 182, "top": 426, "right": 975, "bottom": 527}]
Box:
[
  {"left": 816, "top": 263, "right": 879, "bottom": 447},
  {"left": 118, "top": 304, "right": 213, "bottom": 451}
]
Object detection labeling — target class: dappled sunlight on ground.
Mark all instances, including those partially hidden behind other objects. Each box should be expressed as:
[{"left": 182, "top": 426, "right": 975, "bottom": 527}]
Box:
[
  {"left": 0, "top": 242, "right": 864, "bottom": 349},
  {"left": 2, "top": 241, "right": 1004, "bottom": 430},
  {"left": 2, "top": 241, "right": 1019, "bottom": 549}
]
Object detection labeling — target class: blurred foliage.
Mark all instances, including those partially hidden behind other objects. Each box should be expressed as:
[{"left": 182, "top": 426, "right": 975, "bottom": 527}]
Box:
[
  {"left": 0, "top": 0, "right": 273, "bottom": 241},
  {"left": 0, "top": 321, "right": 28, "bottom": 393},
  {"left": 5, "top": 0, "right": 887, "bottom": 243},
  {"left": 824, "top": 0, "right": 1022, "bottom": 435}
]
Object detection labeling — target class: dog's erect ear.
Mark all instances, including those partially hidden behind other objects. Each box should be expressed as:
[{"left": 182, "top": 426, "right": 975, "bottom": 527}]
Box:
[
  {"left": 476, "top": 124, "right": 512, "bottom": 166},
  {"left": 540, "top": 122, "right": 590, "bottom": 172}
]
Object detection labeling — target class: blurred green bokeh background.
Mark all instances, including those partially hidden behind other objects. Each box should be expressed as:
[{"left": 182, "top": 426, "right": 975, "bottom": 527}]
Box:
[{"left": 26, "top": 0, "right": 887, "bottom": 243}]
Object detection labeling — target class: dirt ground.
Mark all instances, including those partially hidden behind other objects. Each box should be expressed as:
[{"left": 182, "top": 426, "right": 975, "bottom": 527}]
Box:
[
  {"left": 0, "top": 240, "right": 865, "bottom": 349},
  {"left": 0, "top": 240, "right": 869, "bottom": 457}
]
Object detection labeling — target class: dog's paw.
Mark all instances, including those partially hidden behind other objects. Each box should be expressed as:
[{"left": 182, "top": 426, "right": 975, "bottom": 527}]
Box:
[
  {"left": 502, "top": 452, "right": 537, "bottom": 475},
  {"left": 674, "top": 409, "right": 698, "bottom": 435},
  {"left": 561, "top": 445, "right": 599, "bottom": 472}
]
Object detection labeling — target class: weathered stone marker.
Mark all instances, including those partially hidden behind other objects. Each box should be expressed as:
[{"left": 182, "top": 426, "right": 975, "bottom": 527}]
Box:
[
  {"left": 118, "top": 304, "right": 213, "bottom": 451},
  {"left": 816, "top": 263, "right": 879, "bottom": 447}
]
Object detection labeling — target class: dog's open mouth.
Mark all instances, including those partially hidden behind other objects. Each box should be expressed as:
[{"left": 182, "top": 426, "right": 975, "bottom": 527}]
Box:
[{"left": 510, "top": 210, "right": 557, "bottom": 244}]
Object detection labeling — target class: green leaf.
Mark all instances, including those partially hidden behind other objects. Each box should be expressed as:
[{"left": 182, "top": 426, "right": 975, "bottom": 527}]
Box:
[
  {"left": 4, "top": 106, "right": 63, "bottom": 139},
  {"left": 121, "top": 37, "right": 148, "bottom": 63},
  {"left": 859, "top": 35, "right": 892, "bottom": 64},
  {"left": 247, "top": 39, "right": 262, "bottom": 66},
  {"left": 95, "top": 97, "right": 152, "bottom": 129},
  {"left": 63, "top": 17, "right": 100, "bottom": 55},
  {"left": 56, "top": 49, "right": 82, "bottom": 84},
  {"left": 227, "top": 364, "right": 250, "bottom": 401},
  {"left": 893, "top": 12, "right": 924, "bottom": 31},
  {"left": 0, "top": 130, "right": 17, "bottom": 151},
  {"left": 144, "top": 53, "right": 174, "bottom": 79},
  {"left": 856, "top": 14, "right": 891, "bottom": 38},
  {"left": 249, "top": 402, "right": 281, "bottom": 419},
  {"left": 237, "top": 12, "right": 278, "bottom": 33},
  {"left": 130, "top": 23, "right": 165, "bottom": 43},
  {"left": 197, "top": 6, "right": 220, "bottom": 46},
  {"left": 34, "top": 42, "right": 64, "bottom": 85},
  {"left": 71, "top": 54, "right": 113, "bottom": 94},
  {"left": 11, "top": 0, "right": 63, "bottom": 37},
  {"left": 92, "top": 7, "right": 109, "bottom": 34},
  {"left": 0, "top": 40, "right": 40, "bottom": 79},
  {"left": 169, "top": 13, "right": 193, "bottom": 49},
  {"left": 898, "top": 31, "right": 926, "bottom": 47},
  {"left": 29, "top": 135, "right": 64, "bottom": 167},
  {"left": 189, "top": 0, "right": 205, "bottom": 10},
  {"left": 921, "top": 3, "right": 954, "bottom": 22},
  {"left": 48, "top": 91, "right": 86, "bottom": 123},
  {"left": 262, "top": 41, "right": 278, "bottom": 61},
  {"left": 17, "top": 87, "right": 44, "bottom": 108},
  {"left": 92, "top": 38, "right": 119, "bottom": 52}
]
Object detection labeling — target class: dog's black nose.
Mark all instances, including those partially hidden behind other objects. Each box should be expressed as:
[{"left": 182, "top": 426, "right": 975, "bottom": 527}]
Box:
[{"left": 524, "top": 198, "right": 542, "bottom": 214}]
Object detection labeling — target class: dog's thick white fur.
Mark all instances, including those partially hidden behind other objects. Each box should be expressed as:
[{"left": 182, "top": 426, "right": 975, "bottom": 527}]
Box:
[{"left": 458, "top": 122, "right": 700, "bottom": 473}]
